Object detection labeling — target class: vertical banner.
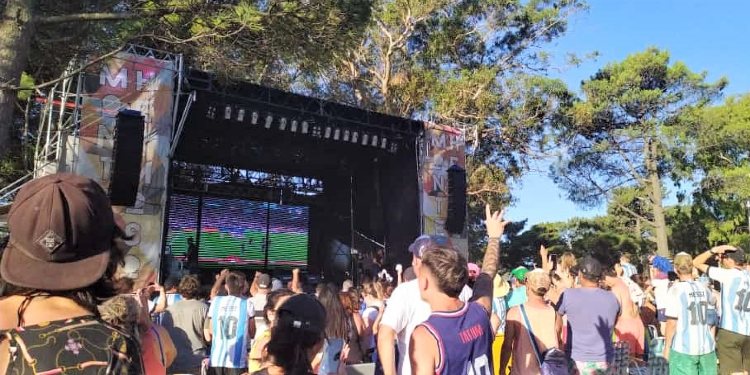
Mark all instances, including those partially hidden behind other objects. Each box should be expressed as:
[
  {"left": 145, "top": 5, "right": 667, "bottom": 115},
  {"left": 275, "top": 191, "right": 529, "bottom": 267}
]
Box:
[
  {"left": 421, "top": 123, "right": 468, "bottom": 257},
  {"left": 73, "top": 50, "right": 177, "bottom": 285}
]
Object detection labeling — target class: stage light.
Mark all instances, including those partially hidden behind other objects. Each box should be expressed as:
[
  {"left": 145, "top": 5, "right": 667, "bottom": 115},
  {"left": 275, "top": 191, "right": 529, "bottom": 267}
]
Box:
[
  {"left": 251, "top": 111, "right": 259, "bottom": 125},
  {"left": 389, "top": 142, "right": 399, "bottom": 153},
  {"left": 237, "top": 108, "right": 245, "bottom": 122},
  {"left": 343, "top": 129, "right": 350, "bottom": 142},
  {"left": 224, "top": 105, "right": 232, "bottom": 119},
  {"left": 312, "top": 125, "right": 322, "bottom": 138},
  {"left": 291, "top": 120, "right": 298, "bottom": 132},
  {"left": 324, "top": 126, "right": 332, "bottom": 139},
  {"left": 361, "top": 133, "right": 369, "bottom": 145},
  {"left": 279, "top": 117, "right": 287, "bottom": 131},
  {"left": 381, "top": 137, "right": 388, "bottom": 149},
  {"left": 301, "top": 121, "right": 309, "bottom": 134},
  {"left": 265, "top": 114, "right": 273, "bottom": 129},
  {"left": 371, "top": 135, "right": 379, "bottom": 147},
  {"left": 352, "top": 131, "right": 359, "bottom": 143},
  {"left": 333, "top": 128, "right": 341, "bottom": 140},
  {"left": 207, "top": 105, "right": 216, "bottom": 119}
]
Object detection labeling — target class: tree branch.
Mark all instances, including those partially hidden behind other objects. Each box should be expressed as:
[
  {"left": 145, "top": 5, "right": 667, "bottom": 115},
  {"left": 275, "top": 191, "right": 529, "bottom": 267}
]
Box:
[
  {"left": 36, "top": 11, "right": 157, "bottom": 25},
  {"left": 0, "top": 45, "right": 126, "bottom": 91}
]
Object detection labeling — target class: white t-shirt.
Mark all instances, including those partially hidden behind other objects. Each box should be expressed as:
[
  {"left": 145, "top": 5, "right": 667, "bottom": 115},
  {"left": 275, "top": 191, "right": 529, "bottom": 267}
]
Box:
[
  {"left": 652, "top": 278, "right": 670, "bottom": 310},
  {"left": 379, "top": 279, "right": 472, "bottom": 375}
]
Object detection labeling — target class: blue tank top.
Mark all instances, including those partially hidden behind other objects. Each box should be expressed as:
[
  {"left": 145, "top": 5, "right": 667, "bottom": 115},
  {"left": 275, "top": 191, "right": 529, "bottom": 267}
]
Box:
[{"left": 419, "top": 302, "right": 493, "bottom": 375}]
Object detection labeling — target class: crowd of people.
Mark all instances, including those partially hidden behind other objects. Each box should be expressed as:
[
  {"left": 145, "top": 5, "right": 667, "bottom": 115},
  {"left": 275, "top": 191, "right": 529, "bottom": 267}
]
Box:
[{"left": 0, "top": 173, "right": 749, "bottom": 375}]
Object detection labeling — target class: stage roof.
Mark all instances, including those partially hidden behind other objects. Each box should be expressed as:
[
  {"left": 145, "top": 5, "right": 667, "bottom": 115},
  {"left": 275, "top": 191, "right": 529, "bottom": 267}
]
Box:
[{"left": 173, "top": 70, "right": 424, "bottom": 177}]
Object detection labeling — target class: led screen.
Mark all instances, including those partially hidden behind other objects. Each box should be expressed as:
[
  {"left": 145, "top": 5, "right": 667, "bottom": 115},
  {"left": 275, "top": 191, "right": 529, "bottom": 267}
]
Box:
[{"left": 166, "top": 194, "right": 309, "bottom": 268}]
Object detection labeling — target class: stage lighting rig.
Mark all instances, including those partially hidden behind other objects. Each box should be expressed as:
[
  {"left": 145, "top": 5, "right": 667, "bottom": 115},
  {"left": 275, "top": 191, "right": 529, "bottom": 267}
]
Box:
[
  {"left": 279, "top": 117, "right": 288, "bottom": 131},
  {"left": 265, "top": 114, "right": 273, "bottom": 129},
  {"left": 291, "top": 119, "right": 299, "bottom": 132}
]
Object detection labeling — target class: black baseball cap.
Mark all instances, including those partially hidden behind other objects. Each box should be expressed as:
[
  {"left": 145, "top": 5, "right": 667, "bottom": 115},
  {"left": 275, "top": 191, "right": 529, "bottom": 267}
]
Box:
[
  {"left": 1, "top": 173, "right": 115, "bottom": 291},
  {"left": 579, "top": 256, "right": 604, "bottom": 280},
  {"left": 276, "top": 293, "right": 326, "bottom": 333}
]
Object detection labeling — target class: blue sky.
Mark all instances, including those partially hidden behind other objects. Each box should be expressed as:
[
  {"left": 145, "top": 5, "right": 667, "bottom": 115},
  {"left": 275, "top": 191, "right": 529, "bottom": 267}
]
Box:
[{"left": 509, "top": 0, "right": 750, "bottom": 227}]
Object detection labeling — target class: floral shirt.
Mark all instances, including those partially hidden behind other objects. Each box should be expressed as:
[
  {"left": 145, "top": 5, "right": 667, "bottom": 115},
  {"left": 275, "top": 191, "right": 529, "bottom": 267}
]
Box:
[{"left": 2, "top": 316, "right": 143, "bottom": 374}]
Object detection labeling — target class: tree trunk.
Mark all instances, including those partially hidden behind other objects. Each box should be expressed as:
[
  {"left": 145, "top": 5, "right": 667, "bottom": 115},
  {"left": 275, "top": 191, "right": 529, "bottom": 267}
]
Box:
[
  {"left": 646, "top": 138, "right": 670, "bottom": 257},
  {"left": 0, "top": 0, "right": 35, "bottom": 159}
]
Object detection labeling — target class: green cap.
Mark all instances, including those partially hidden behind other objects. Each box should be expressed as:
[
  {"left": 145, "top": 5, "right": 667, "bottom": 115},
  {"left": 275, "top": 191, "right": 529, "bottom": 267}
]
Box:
[{"left": 511, "top": 266, "right": 529, "bottom": 282}]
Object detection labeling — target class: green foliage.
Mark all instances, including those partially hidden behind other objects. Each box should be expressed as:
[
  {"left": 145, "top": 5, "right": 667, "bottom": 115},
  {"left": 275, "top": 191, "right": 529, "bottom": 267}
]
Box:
[
  {"left": 16, "top": 73, "right": 34, "bottom": 101},
  {"left": 551, "top": 48, "right": 726, "bottom": 255},
  {"left": 497, "top": 215, "right": 648, "bottom": 270}
]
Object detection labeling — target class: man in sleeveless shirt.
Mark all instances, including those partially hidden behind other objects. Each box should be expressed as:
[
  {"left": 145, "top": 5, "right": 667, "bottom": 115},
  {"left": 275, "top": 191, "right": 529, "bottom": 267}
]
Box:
[{"left": 409, "top": 205, "right": 507, "bottom": 375}]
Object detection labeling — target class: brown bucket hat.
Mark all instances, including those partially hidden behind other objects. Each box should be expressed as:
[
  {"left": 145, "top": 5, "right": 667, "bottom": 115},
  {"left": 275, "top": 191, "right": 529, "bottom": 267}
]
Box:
[{"left": 1, "top": 173, "right": 115, "bottom": 291}]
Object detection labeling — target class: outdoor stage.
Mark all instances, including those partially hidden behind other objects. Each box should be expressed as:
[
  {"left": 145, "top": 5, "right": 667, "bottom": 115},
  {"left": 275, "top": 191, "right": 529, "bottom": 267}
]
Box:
[
  {"left": 163, "top": 69, "right": 424, "bottom": 282},
  {"left": 12, "top": 46, "right": 467, "bottom": 287}
]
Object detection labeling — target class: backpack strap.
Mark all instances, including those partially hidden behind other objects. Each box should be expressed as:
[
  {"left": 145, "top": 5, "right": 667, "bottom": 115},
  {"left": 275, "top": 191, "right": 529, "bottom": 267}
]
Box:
[
  {"left": 150, "top": 325, "right": 166, "bottom": 366},
  {"left": 519, "top": 304, "right": 544, "bottom": 367}
]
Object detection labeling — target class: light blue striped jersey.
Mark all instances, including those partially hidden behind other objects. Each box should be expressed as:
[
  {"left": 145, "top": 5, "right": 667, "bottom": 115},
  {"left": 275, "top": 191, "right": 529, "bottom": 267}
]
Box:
[
  {"left": 151, "top": 293, "right": 183, "bottom": 325},
  {"left": 208, "top": 295, "right": 255, "bottom": 368},
  {"left": 664, "top": 281, "right": 716, "bottom": 355},
  {"left": 707, "top": 267, "right": 750, "bottom": 336},
  {"left": 491, "top": 297, "right": 507, "bottom": 335}
]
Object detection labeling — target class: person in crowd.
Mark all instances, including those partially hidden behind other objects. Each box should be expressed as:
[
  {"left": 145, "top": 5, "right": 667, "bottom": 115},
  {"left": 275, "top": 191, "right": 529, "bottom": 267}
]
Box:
[
  {"left": 402, "top": 266, "right": 416, "bottom": 282},
  {"left": 468, "top": 262, "right": 480, "bottom": 288},
  {"left": 620, "top": 253, "right": 638, "bottom": 279},
  {"left": 377, "top": 234, "right": 473, "bottom": 375},
  {"left": 557, "top": 256, "right": 620, "bottom": 375},
  {"left": 620, "top": 261, "right": 645, "bottom": 308},
  {"left": 342, "top": 279, "right": 354, "bottom": 293},
  {"left": 0, "top": 173, "right": 144, "bottom": 373},
  {"left": 409, "top": 204, "right": 504, "bottom": 375},
  {"left": 491, "top": 274, "right": 511, "bottom": 375},
  {"left": 252, "top": 293, "right": 327, "bottom": 375},
  {"left": 650, "top": 257, "right": 673, "bottom": 335},
  {"left": 361, "top": 280, "right": 386, "bottom": 364},
  {"left": 540, "top": 245, "right": 577, "bottom": 305},
  {"left": 315, "top": 283, "right": 350, "bottom": 374},
  {"left": 249, "top": 288, "right": 296, "bottom": 373},
  {"left": 205, "top": 270, "right": 256, "bottom": 374},
  {"left": 600, "top": 252, "right": 645, "bottom": 358},
  {"left": 662, "top": 252, "right": 717, "bottom": 374},
  {"left": 252, "top": 273, "right": 272, "bottom": 311},
  {"left": 339, "top": 290, "right": 365, "bottom": 364},
  {"left": 162, "top": 274, "right": 209, "bottom": 374},
  {"left": 101, "top": 290, "right": 177, "bottom": 374},
  {"left": 506, "top": 266, "right": 529, "bottom": 308},
  {"left": 694, "top": 245, "right": 750, "bottom": 374},
  {"left": 632, "top": 274, "right": 659, "bottom": 330},
  {"left": 500, "top": 269, "right": 562, "bottom": 374},
  {"left": 151, "top": 276, "right": 183, "bottom": 324}
]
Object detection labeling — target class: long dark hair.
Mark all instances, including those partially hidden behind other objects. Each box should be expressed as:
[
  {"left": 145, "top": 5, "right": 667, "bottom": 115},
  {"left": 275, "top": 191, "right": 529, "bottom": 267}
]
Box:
[
  {"left": 317, "top": 283, "right": 348, "bottom": 339},
  {"left": 267, "top": 307, "right": 325, "bottom": 375},
  {"left": 0, "top": 227, "right": 128, "bottom": 316}
]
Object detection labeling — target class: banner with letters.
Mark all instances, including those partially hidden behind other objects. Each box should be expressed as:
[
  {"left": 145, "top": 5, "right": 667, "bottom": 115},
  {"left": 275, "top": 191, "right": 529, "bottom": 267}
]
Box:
[
  {"left": 421, "top": 123, "right": 468, "bottom": 257},
  {"left": 70, "top": 50, "right": 177, "bottom": 285}
]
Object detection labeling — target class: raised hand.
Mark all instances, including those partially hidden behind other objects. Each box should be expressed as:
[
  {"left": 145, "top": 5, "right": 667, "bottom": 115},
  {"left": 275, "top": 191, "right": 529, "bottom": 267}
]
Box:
[
  {"left": 485, "top": 204, "right": 509, "bottom": 239},
  {"left": 710, "top": 245, "right": 737, "bottom": 255}
]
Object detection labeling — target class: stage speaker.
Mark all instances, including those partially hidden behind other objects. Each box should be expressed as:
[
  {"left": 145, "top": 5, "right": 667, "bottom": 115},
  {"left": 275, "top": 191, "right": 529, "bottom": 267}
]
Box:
[
  {"left": 445, "top": 165, "right": 467, "bottom": 234},
  {"left": 109, "top": 109, "right": 145, "bottom": 206}
]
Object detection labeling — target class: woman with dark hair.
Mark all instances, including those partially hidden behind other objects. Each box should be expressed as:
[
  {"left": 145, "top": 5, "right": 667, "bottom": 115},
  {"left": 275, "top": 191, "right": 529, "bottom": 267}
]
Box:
[
  {"left": 315, "top": 284, "right": 350, "bottom": 375},
  {"left": 249, "top": 288, "right": 296, "bottom": 373},
  {"left": 0, "top": 173, "right": 143, "bottom": 373},
  {"left": 253, "top": 293, "right": 327, "bottom": 375},
  {"left": 338, "top": 290, "right": 364, "bottom": 364}
]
